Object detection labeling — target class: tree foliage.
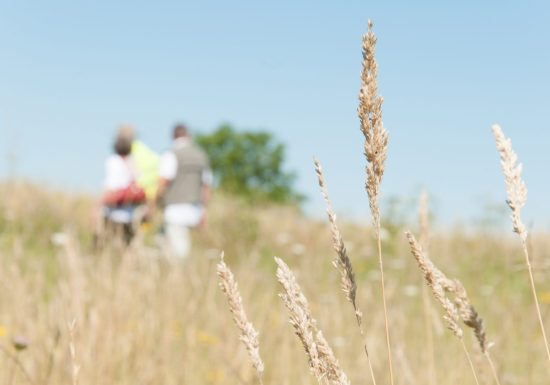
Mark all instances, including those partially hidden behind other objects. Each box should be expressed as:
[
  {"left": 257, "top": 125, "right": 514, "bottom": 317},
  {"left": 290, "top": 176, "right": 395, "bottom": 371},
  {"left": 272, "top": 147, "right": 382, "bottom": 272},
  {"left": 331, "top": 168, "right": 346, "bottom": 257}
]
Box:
[{"left": 196, "top": 124, "right": 303, "bottom": 204}]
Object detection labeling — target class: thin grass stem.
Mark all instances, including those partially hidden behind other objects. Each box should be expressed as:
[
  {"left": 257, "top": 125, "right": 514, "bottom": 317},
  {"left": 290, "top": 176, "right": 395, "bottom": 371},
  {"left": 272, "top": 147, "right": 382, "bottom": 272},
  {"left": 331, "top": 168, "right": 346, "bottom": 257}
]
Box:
[
  {"left": 460, "top": 339, "right": 480, "bottom": 385},
  {"left": 521, "top": 241, "right": 550, "bottom": 363},
  {"left": 485, "top": 352, "right": 502, "bottom": 385}
]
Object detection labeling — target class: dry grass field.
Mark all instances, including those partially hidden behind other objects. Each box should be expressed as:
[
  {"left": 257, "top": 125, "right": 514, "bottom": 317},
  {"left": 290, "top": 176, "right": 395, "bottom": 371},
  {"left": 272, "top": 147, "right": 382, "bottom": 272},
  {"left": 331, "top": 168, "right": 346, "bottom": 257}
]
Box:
[
  {"left": 1, "top": 22, "right": 549, "bottom": 385},
  {"left": 0, "top": 180, "right": 549, "bottom": 385}
]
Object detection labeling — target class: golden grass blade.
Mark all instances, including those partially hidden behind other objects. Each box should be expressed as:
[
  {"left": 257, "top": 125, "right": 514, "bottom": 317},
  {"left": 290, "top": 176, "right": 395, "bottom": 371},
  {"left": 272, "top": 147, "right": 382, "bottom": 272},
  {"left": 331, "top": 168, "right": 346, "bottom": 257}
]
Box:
[
  {"left": 314, "top": 157, "right": 377, "bottom": 385},
  {"left": 460, "top": 339, "right": 481, "bottom": 385},
  {"left": 217, "top": 254, "right": 265, "bottom": 384},
  {"left": 406, "top": 232, "right": 485, "bottom": 384},
  {"left": 418, "top": 191, "right": 437, "bottom": 385},
  {"left": 275, "top": 257, "right": 350, "bottom": 385},
  {"left": 358, "top": 19, "right": 393, "bottom": 385},
  {"left": 313, "top": 158, "right": 358, "bottom": 312},
  {"left": 453, "top": 281, "right": 502, "bottom": 385},
  {"left": 491, "top": 124, "right": 550, "bottom": 364},
  {"left": 358, "top": 20, "right": 389, "bottom": 227}
]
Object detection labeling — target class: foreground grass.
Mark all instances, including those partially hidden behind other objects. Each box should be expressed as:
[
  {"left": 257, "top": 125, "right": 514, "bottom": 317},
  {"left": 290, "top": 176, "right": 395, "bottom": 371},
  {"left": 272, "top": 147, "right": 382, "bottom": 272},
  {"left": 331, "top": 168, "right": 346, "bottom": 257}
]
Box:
[{"left": 0, "top": 183, "right": 548, "bottom": 384}]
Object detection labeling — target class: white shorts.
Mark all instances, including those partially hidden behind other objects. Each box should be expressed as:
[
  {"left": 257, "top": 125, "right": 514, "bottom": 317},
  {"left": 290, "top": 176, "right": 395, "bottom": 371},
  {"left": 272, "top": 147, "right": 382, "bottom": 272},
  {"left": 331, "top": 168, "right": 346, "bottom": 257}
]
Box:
[{"left": 164, "top": 203, "right": 204, "bottom": 227}]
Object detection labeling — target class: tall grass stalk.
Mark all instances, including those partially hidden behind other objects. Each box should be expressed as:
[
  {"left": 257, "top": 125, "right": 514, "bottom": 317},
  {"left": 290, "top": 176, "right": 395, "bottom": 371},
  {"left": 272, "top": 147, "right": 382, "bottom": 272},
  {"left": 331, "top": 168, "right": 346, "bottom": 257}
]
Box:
[
  {"left": 217, "top": 254, "right": 265, "bottom": 384},
  {"left": 491, "top": 124, "right": 550, "bottom": 364},
  {"left": 406, "top": 232, "right": 481, "bottom": 385},
  {"left": 453, "top": 281, "right": 502, "bottom": 385},
  {"left": 314, "top": 158, "right": 377, "bottom": 385},
  {"left": 418, "top": 195, "right": 502, "bottom": 384},
  {"left": 275, "top": 257, "right": 350, "bottom": 385},
  {"left": 418, "top": 191, "right": 437, "bottom": 385},
  {"left": 460, "top": 339, "right": 481, "bottom": 385},
  {"left": 358, "top": 20, "right": 393, "bottom": 385}
]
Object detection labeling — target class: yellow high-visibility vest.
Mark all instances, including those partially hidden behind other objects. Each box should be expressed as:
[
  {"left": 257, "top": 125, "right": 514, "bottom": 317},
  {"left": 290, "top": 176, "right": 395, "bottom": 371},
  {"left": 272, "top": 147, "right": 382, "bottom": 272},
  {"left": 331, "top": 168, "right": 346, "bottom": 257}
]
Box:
[{"left": 132, "top": 140, "right": 159, "bottom": 200}]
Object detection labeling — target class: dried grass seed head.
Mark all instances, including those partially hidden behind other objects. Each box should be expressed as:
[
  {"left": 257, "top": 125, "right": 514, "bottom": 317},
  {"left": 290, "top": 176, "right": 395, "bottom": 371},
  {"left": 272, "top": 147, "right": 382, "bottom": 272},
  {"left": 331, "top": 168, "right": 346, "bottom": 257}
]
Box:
[
  {"left": 275, "top": 257, "right": 351, "bottom": 385},
  {"left": 406, "top": 232, "right": 463, "bottom": 338},
  {"left": 491, "top": 124, "right": 528, "bottom": 239},
  {"left": 358, "top": 20, "right": 388, "bottom": 227},
  {"left": 313, "top": 158, "right": 358, "bottom": 308},
  {"left": 217, "top": 254, "right": 264, "bottom": 376}
]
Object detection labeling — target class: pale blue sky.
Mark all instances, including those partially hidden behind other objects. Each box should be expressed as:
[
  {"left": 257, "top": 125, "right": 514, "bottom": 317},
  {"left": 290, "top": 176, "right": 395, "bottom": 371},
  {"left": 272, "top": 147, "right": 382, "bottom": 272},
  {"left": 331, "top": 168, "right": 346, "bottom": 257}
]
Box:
[{"left": 1, "top": 1, "right": 549, "bottom": 227}]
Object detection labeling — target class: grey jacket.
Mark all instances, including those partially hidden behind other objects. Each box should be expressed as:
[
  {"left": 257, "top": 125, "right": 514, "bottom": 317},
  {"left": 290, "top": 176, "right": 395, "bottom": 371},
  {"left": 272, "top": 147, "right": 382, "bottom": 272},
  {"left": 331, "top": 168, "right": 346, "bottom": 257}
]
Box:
[{"left": 164, "top": 142, "right": 210, "bottom": 205}]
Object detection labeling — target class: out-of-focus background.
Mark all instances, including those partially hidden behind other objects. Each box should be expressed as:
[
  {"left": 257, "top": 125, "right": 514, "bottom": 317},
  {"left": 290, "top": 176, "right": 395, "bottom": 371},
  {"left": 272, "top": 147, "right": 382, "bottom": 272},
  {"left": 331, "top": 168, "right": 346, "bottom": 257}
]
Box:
[
  {"left": 1, "top": 1, "right": 549, "bottom": 385},
  {"left": 2, "top": 0, "right": 550, "bottom": 225}
]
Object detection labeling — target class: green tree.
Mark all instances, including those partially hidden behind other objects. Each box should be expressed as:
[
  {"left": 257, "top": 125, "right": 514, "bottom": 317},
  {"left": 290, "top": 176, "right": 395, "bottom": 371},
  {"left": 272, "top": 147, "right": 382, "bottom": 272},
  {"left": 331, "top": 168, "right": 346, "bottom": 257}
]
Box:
[{"left": 196, "top": 124, "right": 303, "bottom": 204}]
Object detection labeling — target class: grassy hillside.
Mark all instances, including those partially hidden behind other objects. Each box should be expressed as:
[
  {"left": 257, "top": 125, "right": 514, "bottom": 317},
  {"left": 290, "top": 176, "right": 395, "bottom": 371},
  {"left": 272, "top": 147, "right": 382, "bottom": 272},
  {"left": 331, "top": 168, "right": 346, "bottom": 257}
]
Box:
[{"left": 0, "top": 182, "right": 548, "bottom": 384}]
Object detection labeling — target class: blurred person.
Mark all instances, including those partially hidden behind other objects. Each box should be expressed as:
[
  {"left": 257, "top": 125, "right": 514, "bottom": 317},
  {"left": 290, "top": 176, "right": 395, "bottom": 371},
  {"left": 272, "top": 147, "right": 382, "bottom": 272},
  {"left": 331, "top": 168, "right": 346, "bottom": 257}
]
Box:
[
  {"left": 117, "top": 124, "right": 160, "bottom": 200},
  {"left": 99, "top": 134, "right": 146, "bottom": 245},
  {"left": 156, "top": 124, "right": 211, "bottom": 259}
]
